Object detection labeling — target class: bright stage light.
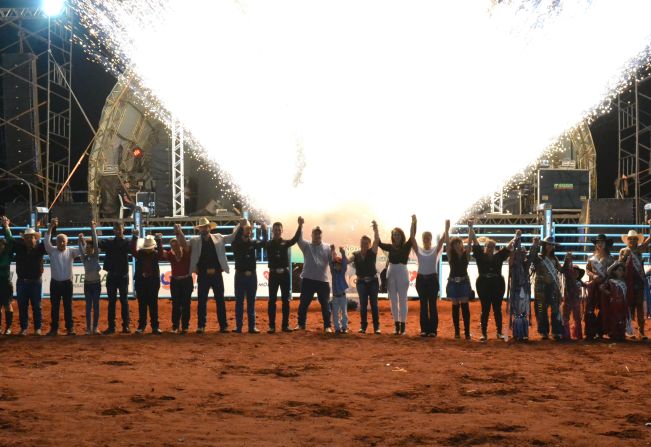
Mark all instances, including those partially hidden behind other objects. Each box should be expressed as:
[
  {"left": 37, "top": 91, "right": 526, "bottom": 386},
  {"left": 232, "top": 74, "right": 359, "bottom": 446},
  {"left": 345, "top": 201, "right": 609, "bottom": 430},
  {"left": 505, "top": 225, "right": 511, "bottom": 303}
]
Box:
[{"left": 42, "top": 0, "right": 65, "bottom": 17}]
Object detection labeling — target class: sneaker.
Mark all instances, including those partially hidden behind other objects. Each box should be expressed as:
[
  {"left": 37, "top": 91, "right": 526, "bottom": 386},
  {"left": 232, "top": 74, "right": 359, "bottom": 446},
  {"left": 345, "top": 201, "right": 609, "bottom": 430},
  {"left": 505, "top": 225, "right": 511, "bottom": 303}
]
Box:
[
  {"left": 282, "top": 327, "right": 294, "bottom": 333},
  {"left": 374, "top": 329, "right": 382, "bottom": 335},
  {"left": 35, "top": 329, "right": 41, "bottom": 336},
  {"left": 249, "top": 328, "right": 260, "bottom": 334},
  {"left": 121, "top": 327, "right": 131, "bottom": 334},
  {"left": 419, "top": 332, "right": 428, "bottom": 337},
  {"left": 86, "top": 330, "right": 91, "bottom": 336},
  {"left": 428, "top": 333, "right": 437, "bottom": 338},
  {"left": 497, "top": 332, "right": 505, "bottom": 340},
  {"left": 358, "top": 328, "right": 366, "bottom": 334},
  {"left": 341, "top": 328, "right": 348, "bottom": 334},
  {"left": 135, "top": 328, "right": 144, "bottom": 334},
  {"left": 196, "top": 327, "right": 205, "bottom": 334},
  {"left": 66, "top": 330, "right": 76, "bottom": 336},
  {"left": 267, "top": 328, "right": 276, "bottom": 334},
  {"left": 152, "top": 328, "right": 162, "bottom": 335},
  {"left": 93, "top": 328, "right": 100, "bottom": 335},
  {"left": 293, "top": 325, "right": 305, "bottom": 331},
  {"left": 103, "top": 328, "right": 116, "bottom": 335},
  {"left": 4, "top": 329, "right": 11, "bottom": 336},
  {"left": 171, "top": 328, "right": 179, "bottom": 334},
  {"left": 324, "top": 327, "right": 333, "bottom": 333},
  {"left": 19, "top": 329, "right": 27, "bottom": 337},
  {"left": 479, "top": 334, "right": 487, "bottom": 342}
]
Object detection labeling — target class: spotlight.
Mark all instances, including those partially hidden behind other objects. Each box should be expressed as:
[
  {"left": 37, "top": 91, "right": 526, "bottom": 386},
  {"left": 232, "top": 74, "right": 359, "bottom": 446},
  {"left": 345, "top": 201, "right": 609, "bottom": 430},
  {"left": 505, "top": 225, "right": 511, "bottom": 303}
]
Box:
[
  {"left": 132, "top": 146, "right": 143, "bottom": 158},
  {"left": 42, "top": 0, "right": 65, "bottom": 17}
]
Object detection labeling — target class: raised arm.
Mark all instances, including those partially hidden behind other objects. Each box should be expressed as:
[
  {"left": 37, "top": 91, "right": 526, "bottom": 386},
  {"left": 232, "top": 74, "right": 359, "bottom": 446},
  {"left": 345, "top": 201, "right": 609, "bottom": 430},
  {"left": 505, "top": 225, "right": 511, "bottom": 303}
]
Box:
[
  {"left": 1, "top": 217, "right": 13, "bottom": 251},
  {"left": 465, "top": 220, "right": 474, "bottom": 259},
  {"left": 340, "top": 247, "right": 348, "bottom": 273},
  {"left": 374, "top": 221, "right": 392, "bottom": 252},
  {"left": 174, "top": 224, "right": 188, "bottom": 251},
  {"left": 43, "top": 218, "right": 57, "bottom": 254},
  {"left": 253, "top": 222, "right": 268, "bottom": 248},
  {"left": 155, "top": 233, "right": 165, "bottom": 260},
  {"left": 296, "top": 216, "right": 308, "bottom": 250},
  {"left": 130, "top": 228, "right": 140, "bottom": 257},
  {"left": 436, "top": 220, "right": 450, "bottom": 256},
  {"left": 371, "top": 220, "right": 380, "bottom": 254},
  {"left": 222, "top": 220, "right": 243, "bottom": 245},
  {"left": 78, "top": 231, "right": 86, "bottom": 254},
  {"left": 641, "top": 219, "right": 651, "bottom": 248},
  {"left": 409, "top": 214, "right": 417, "bottom": 243},
  {"left": 287, "top": 219, "right": 303, "bottom": 247}
]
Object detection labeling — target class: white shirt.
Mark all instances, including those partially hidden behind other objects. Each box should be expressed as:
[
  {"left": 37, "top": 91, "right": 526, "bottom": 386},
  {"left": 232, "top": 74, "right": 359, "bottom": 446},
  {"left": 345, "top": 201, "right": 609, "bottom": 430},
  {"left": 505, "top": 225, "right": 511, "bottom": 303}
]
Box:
[
  {"left": 298, "top": 237, "right": 331, "bottom": 283},
  {"left": 44, "top": 236, "right": 81, "bottom": 281},
  {"left": 415, "top": 246, "right": 442, "bottom": 275}
]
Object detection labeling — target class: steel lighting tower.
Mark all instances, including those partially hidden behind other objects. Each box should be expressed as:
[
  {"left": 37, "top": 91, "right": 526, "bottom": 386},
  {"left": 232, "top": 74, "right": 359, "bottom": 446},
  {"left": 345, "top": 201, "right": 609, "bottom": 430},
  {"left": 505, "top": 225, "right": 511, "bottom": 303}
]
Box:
[{"left": 171, "top": 117, "right": 185, "bottom": 217}]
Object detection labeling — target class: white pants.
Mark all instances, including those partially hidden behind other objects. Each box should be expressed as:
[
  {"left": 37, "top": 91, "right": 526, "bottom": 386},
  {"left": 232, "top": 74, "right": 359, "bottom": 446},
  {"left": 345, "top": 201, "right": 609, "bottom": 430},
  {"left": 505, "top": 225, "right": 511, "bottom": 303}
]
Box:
[{"left": 387, "top": 263, "right": 410, "bottom": 323}]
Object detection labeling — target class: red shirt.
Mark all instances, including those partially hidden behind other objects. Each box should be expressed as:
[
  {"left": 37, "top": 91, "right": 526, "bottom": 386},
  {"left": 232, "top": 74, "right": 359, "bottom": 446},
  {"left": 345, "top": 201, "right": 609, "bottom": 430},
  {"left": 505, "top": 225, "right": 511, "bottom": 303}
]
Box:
[{"left": 167, "top": 249, "right": 191, "bottom": 277}]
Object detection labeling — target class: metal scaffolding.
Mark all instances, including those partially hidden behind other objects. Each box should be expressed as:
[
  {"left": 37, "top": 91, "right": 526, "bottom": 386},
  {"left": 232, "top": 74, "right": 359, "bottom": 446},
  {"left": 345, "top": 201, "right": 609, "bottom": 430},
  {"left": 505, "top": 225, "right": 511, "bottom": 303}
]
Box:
[
  {"left": 617, "top": 73, "right": 651, "bottom": 223},
  {"left": 0, "top": 6, "right": 73, "bottom": 206},
  {"left": 171, "top": 117, "right": 185, "bottom": 217}
]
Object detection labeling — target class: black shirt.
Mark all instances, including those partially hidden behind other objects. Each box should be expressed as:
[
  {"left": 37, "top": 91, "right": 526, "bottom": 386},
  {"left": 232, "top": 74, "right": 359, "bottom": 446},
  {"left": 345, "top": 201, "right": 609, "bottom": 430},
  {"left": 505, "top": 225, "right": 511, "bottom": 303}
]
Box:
[
  {"left": 232, "top": 227, "right": 268, "bottom": 272},
  {"left": 266, "top": 227, "right": 300, "bottom": 270},
  {"left": 98, "top": 237, "right": 130, "bottom": 276},
  {"left": 198, "top": 236, "right": 222, "bottom": 273},
  {"left": 13, "top": 240, "right": 46, "bottom": 280},
  {"left": 472, "top": 244, "right": 510, "bottom": 277},
  {"left": 378, "top": 238, "right": 414, "bottom": 265},
  {"left": 352, "top": 250, "right": 377, "bottom": 278},
  {"left": 448, "top": 250, "right": 469, "bottom": 278}
]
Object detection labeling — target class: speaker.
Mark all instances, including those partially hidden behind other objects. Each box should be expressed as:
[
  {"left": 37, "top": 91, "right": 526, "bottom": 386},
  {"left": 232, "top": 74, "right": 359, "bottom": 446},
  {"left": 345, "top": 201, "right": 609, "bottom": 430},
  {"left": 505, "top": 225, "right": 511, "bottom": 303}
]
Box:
[
  {"left": 50, "top": 203, "right": 93, "bottom": 226},
  {"left": 537, "top": 169, "right": 590, "bottom": 210},
  {"left": 1, "top": 53, "right": 37, "bottom": 178},
  {"left": 580, "top": 198, "right": 637, "bottom": 225}
]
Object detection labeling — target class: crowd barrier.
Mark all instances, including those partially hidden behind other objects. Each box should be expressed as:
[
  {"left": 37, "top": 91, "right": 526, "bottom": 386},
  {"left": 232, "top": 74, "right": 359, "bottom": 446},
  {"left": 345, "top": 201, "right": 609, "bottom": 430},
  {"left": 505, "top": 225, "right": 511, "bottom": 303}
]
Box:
[{"left": 2, "top": 222, "right": 649, "bottom": 299}]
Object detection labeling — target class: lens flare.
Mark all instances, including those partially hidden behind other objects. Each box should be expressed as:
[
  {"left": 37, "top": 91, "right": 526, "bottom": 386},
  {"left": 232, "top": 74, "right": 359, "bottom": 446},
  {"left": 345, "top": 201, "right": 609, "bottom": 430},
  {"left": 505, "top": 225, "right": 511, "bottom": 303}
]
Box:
[{"left": 74, "top": 0, "right": 651, "bottom": 242}]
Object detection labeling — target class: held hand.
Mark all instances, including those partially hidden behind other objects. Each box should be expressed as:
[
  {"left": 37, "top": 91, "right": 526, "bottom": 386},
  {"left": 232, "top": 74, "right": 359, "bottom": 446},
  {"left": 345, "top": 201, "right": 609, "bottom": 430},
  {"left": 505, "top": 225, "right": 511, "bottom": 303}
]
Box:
[
  {"left": 532, "top": 236, "right": 540, "bottom": 245},
  {"left": 567, "top": 252, "right": 573, "bottom": 260},
  {"left": 445, "top": 219, "right": 451, "bottom": 232},
  {"left": 1, "top": 216, "right": 8, "bottom": 228},
  {"left": 411, "top": 214, "right": 417, "bottom": 224},
  {"left": 339, "top": 246, "right": 346, "bottom": 256},
  {"left": 515, "top": 229, "right": 522, "bottom": 238},
  {"left": 78, "top": 233, "right": 84, "bottom": 240},
  {"left": 371, "top": 220, "right": 378, "bottom": 231},
  {"left": 133, "top": 228, "right": 140, "bottom": 238},
  {"left": 173, "top": 223, "right": 182, "bottom": 233},
  {"left": 50, "top": 217, "right": 59, "bottom": 228},
  {"left": 330, "top": 244, "right": 335, "bottom": 252},
  {"left": 298, "top": 216, "right": 304, "bottom": 225},
  {"left": 154, "top": 232, "right": 163, "bottom": 241}
]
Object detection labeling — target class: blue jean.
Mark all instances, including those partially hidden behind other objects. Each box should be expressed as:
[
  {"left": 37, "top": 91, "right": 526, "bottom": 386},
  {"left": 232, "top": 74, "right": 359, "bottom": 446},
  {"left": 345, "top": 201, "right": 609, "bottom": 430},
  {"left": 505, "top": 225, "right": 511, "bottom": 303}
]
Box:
[
  {"left": 331, "top": 294, "right": 348, "bottom": 331},
  {"left": 356, "top": 278, "right": 379, "bottom": 331},
  {"left": 536, "top": 284, "right": 562, "bottom": 337},
  {"left": 234, "top": 272, "right": 257, "bottom": 331},
  {"left": 268, "top": 270, "right": 291, "bottom": 330},
  {"left": 16, "top": 279, "right": 42, "bottom": 331},
  {"left": 297, "top": 278, "right": 331, "bottom": 329},
  {"left": 84, "top": 282, "right": 101, "bottom": 331},
  {"left": 197, "top": 272, "right": 227, "bottom": 330}
]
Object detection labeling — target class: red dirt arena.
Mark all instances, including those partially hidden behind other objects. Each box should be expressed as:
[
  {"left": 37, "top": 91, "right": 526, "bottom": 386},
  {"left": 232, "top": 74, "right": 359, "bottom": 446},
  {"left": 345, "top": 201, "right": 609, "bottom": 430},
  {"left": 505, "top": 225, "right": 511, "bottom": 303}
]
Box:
[{"left": 0, "top": 299, "right": 650, "bottom": 447}]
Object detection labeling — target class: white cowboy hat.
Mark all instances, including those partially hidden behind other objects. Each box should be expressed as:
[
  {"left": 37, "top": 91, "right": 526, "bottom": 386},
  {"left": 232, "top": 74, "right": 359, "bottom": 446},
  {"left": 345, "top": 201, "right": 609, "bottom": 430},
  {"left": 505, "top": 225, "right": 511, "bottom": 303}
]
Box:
[
  {"left": 621, "top": 230, "right": 645, "bottom": 244},
  {"left": 195, "top": 217, "right": 217, "bottom": 230},
  {"left": 140, "top": 235, "right": 157, "bottom": 251},
  {"left": 21, "top": 228, "right": 40, "bottom": 238}
]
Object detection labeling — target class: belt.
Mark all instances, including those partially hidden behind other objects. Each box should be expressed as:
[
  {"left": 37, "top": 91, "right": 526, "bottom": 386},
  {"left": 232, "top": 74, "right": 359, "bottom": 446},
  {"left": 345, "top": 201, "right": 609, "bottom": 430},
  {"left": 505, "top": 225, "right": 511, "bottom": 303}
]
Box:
[
  {"left": 417, "top": 273, "right": 438, "bottom": 278},
  {"left": 172, "top": 274, "right": 191, "bottom": 280},
  {"left": 272, "top": 268, "right": 288, "bottom": 274},
  {"left": 51, "top": 279, "right": 72, "bottom": 283},
  {"left": 333, "top": 292, "right": 346, "bottom": 298},
  {"left": 358, "top": 276, "right": 377, "bottom": 283},
  {"left": 480, "top": 273, "right": 501, "bottom": 279},
  {"left": 18, "top": 278, "right": 41, "bottom": 283},
  {"left": 449, "top": 276, "right": 469, "bottom": 283},
  {"left": 237, "top": 270, "right": 254, "bottom": 277}
]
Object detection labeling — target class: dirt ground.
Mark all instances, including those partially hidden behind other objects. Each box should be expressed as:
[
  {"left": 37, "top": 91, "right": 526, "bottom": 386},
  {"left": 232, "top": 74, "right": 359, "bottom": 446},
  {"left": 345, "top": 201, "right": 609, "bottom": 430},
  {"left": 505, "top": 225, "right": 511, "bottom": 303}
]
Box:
[{"left": 0, "top": 298, "right": 650, "bottom": 447}]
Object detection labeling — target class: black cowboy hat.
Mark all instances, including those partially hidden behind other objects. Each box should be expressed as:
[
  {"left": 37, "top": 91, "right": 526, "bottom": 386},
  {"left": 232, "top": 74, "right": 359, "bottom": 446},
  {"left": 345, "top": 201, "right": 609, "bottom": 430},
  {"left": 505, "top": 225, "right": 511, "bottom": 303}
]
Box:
[
  {"left": 591, "top": 234, "right": 614, "bottom": 247},
  {"left": 572, "top": 265, "right": 585, "bottom": 281},
  {"left": 541, "top": 236, "right": 560, "bottom": 247}
]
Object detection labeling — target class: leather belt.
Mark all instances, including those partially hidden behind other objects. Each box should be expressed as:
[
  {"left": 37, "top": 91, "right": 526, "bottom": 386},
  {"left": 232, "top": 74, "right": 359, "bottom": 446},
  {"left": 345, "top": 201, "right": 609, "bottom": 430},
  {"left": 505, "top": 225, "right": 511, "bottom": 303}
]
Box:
[
  {"left": 238, "top": 271, "right": 254, "bottom": 277},
  {"left": 449, "top": 276, "right": 469, "bottom": 283},
  {"left": 172, "top": 274, "right": 191, "bottom": 280},
  {"left": 480, "top": 273, "right": 501, "bottom": 279},
  {"left": 358, "top": 276, "right": 377, "bottom": 283},
  {"left": 273, "top": 268, "right": 288, "bottom": 274}
]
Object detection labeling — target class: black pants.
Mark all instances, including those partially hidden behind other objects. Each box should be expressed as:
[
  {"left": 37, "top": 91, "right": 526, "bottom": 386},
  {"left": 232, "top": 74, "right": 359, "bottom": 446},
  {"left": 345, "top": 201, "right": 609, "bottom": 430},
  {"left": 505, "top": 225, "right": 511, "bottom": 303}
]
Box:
[
  {"left": 0, "top": 281, "right": 13, "bottom": 328},
  {"left": 170, "top": 276, "right": 193, "bottom": 330},
  {"left": 297, "top": 278, "right": 331, "bottom": 329},
  {"left": 135, "top": 277, "right": 160, "bottom": 331},
  {"left": 416, "top": 273, "right": 439, "bottom": 334},
  {"left": 357, "top": 278, "right": 380, "bottom": 331},
  {"left": 268, "top": 270, "right": 291, "bottom": 330},
  {"left": 50, "top": 279, "right": 73, "bottom": 332},
  {"left": 476, "top": 276, "right": 505, "bottom": 335},
  {"left": 106, "top": 273, "right": 130, "bottom": 330}
]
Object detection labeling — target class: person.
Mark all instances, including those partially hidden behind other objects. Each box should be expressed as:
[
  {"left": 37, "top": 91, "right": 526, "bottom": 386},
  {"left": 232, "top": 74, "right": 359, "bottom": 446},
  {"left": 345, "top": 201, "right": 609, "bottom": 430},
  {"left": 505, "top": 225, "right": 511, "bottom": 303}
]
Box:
[
  {"left": 0, "top": 217, "right": 14, "bottom": 335},
  {"left": 446, "top": 222, "right": 473, "bottom": 340},
  {"left": 44, "top": 218, "right": 82, "bottom": 336},
  {"left": 375, "top": 215, "right": 416, "bottom": 335},
  {"left": 618, "top": 226, "right": 651, "bottom": 340},
  {"left": 79, "top": 221, "right": 101, "bottom": 335},
  {"left": 295, "top": 224, "right": 333, "bottom": 333},
  {"left": 264, "top": 218, "right": 302, "bottom": 333},
  {"left": 330, "top": 246, "right": 349, "bottom": 334},
  {"left": 470, "top": 225, "right": 514, "bottom": 341},
  {"left": 348, "top": 223, "right": 381, "bottom": 334},
  {"left": 585, "top": 234, "right": 615, "bottom": 340},
  {"left": 411, "top": 220, "right": 449, "bottom": 337},
  {"left": 98, "top": 222, "right": 131, "bottom": 334},
  {"left": 161, "top": 224, "right": 192, "bottom": 334},
  {"left": 131, "top": 231, "right": 164, "bottom": 334},
  {"left": 532, "top": 236, "right": 563, "bottom": 340},
  {"left": 508, "top": 230, "right": 535, "bottom": 341},
  {"left": 188, "top": 217, "right": 240, "bottom": 333},
  {"left": 600, "top": 261, "right": 628, "bottom": 341},
  {"left": 10, "top": 223, "right": 46, "bottom": 336},
  {"left": 231, "top": 219, "right": 268, "bottom": 334},
  {"left": 560, "top": 252, "right": 585, "bottom": 340}
]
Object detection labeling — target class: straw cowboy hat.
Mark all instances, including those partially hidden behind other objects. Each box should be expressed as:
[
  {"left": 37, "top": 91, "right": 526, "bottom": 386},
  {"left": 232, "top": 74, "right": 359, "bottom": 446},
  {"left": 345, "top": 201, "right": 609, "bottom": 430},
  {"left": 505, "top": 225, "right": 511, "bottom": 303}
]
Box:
[
  {"left": 621, "top": 230, "right": 645, "bottom": 245},
  {"left": 195, "top": 217, "right": 217, "bottom": 230},
  {"left": 21, "top": 228, "right": 40, "bottom": 238},
  {"left": 591, "top": 233, "right": 614, "bottom": 247},
  {"left": 140, "top": 235, "right": 157, "bottom": 251}
]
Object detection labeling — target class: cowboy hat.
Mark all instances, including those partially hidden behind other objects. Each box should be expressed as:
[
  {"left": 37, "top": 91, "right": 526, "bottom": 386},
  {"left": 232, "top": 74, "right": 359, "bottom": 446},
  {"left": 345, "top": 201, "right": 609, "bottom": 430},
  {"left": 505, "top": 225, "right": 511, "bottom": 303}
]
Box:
[
  {"left": 541, "top": 236, "right": 560, "bottom": 247},
  {"left": 621, "top": 230, "right": 645, "bottom": 245},
  {"left": 195, "top": 217, "right": 217, "bottom": 230},
  {"left": 572, "top": 265, "right": 585, "bottom": 281},
  {"left": 21, "top": 227, "right": 40, "bottom": 238},
  {"left": 140, "top": 235, "right": 157, "bottom": 251},
  {"left": 591, "top": 234, "right": 614, "bottom": 247}
]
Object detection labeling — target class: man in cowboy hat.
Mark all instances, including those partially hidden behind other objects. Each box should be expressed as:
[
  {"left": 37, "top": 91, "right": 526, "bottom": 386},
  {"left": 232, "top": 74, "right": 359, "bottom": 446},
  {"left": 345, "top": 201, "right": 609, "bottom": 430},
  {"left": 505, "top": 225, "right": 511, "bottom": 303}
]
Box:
[
  {"left": 44, "top": 218, "right": 82, "bottom": 336},
  {"left": 188, "top": 217, "right": 240, "bottom": 333},
  {"left": 98, "top": 221, "right": 132, "bottom": 334},
  {"left": 9, "top": 220, "right": 46, "bottom": 336},
  {"left": 532, "top": 236, "right": 564, "bottom": 340},
  {"left": 618, "top": 223, "right": 651, "bottom": 340},
  {"left": 131, "top": 230, "right": 164, "bottom": 334}
]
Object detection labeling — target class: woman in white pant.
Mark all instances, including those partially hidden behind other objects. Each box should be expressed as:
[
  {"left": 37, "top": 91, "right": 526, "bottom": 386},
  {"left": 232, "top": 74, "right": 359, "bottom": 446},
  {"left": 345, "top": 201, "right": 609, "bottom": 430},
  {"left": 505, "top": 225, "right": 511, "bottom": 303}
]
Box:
[{"left": 374, "top": 215, "right": 416, "bottom": 335}]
